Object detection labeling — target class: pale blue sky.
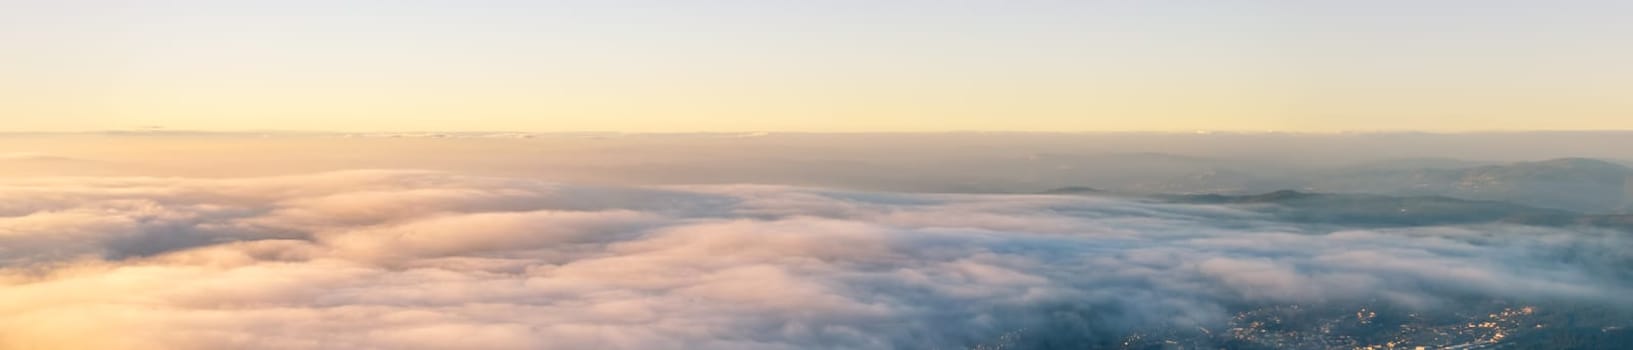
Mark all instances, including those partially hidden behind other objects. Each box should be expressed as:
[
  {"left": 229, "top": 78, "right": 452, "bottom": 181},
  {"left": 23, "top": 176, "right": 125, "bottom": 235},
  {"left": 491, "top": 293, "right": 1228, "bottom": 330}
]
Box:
[{"left": 3, "top": 0, "right": 1630, "bottom": 132}]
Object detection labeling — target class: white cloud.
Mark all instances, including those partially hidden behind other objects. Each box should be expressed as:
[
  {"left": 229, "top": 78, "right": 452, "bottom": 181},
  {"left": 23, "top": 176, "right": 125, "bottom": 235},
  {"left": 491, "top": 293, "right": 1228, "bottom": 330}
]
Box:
[{"left": 0, "top": 171, "right": 1628, "bottom": 349}]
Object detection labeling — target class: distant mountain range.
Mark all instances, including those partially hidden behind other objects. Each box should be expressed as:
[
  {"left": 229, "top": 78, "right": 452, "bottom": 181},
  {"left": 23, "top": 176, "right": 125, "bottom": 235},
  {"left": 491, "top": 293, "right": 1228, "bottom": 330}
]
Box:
[
  {"left": 1158, "top": 190, "right": 1633, "bottom": 231},
  {"left": 1037, "top": 156, "right": 1633, "bottom": 214},
  {"left": 1308, "top": 158, "right": 1633, "bottom": 214}
]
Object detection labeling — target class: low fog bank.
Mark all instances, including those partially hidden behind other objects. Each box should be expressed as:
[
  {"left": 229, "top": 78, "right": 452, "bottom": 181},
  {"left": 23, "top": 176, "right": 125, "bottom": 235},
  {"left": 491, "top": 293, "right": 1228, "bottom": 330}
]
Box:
[{"left": 1, "top": 171, "right": 1629, "bottom": 349}]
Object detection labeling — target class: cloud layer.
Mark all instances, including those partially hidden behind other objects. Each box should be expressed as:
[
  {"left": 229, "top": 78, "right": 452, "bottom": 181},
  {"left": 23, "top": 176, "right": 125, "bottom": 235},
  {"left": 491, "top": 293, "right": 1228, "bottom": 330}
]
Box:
[{"left": 1, "top": 171, "right": 1629, "bottom": 349}]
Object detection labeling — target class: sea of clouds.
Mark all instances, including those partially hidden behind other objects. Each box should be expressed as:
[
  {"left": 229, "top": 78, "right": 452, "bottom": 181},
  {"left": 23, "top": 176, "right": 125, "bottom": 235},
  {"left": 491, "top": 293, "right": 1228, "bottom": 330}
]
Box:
[{"left": 1, "top": 170, "right": 1630, "bottom": 349}]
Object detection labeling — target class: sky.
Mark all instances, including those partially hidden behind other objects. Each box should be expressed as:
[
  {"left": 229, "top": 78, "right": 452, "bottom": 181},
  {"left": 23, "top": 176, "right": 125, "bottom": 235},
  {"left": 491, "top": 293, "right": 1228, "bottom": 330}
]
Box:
[{"left": 3, "top": 0, "right": 1631, "bottom": 132}]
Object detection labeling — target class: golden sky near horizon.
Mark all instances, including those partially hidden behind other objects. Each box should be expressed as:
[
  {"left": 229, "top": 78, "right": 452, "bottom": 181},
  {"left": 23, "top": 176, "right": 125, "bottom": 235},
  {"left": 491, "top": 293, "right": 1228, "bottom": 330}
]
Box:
[{"left": 3, "top": 0, "right": 1631, "bottom": 132}]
